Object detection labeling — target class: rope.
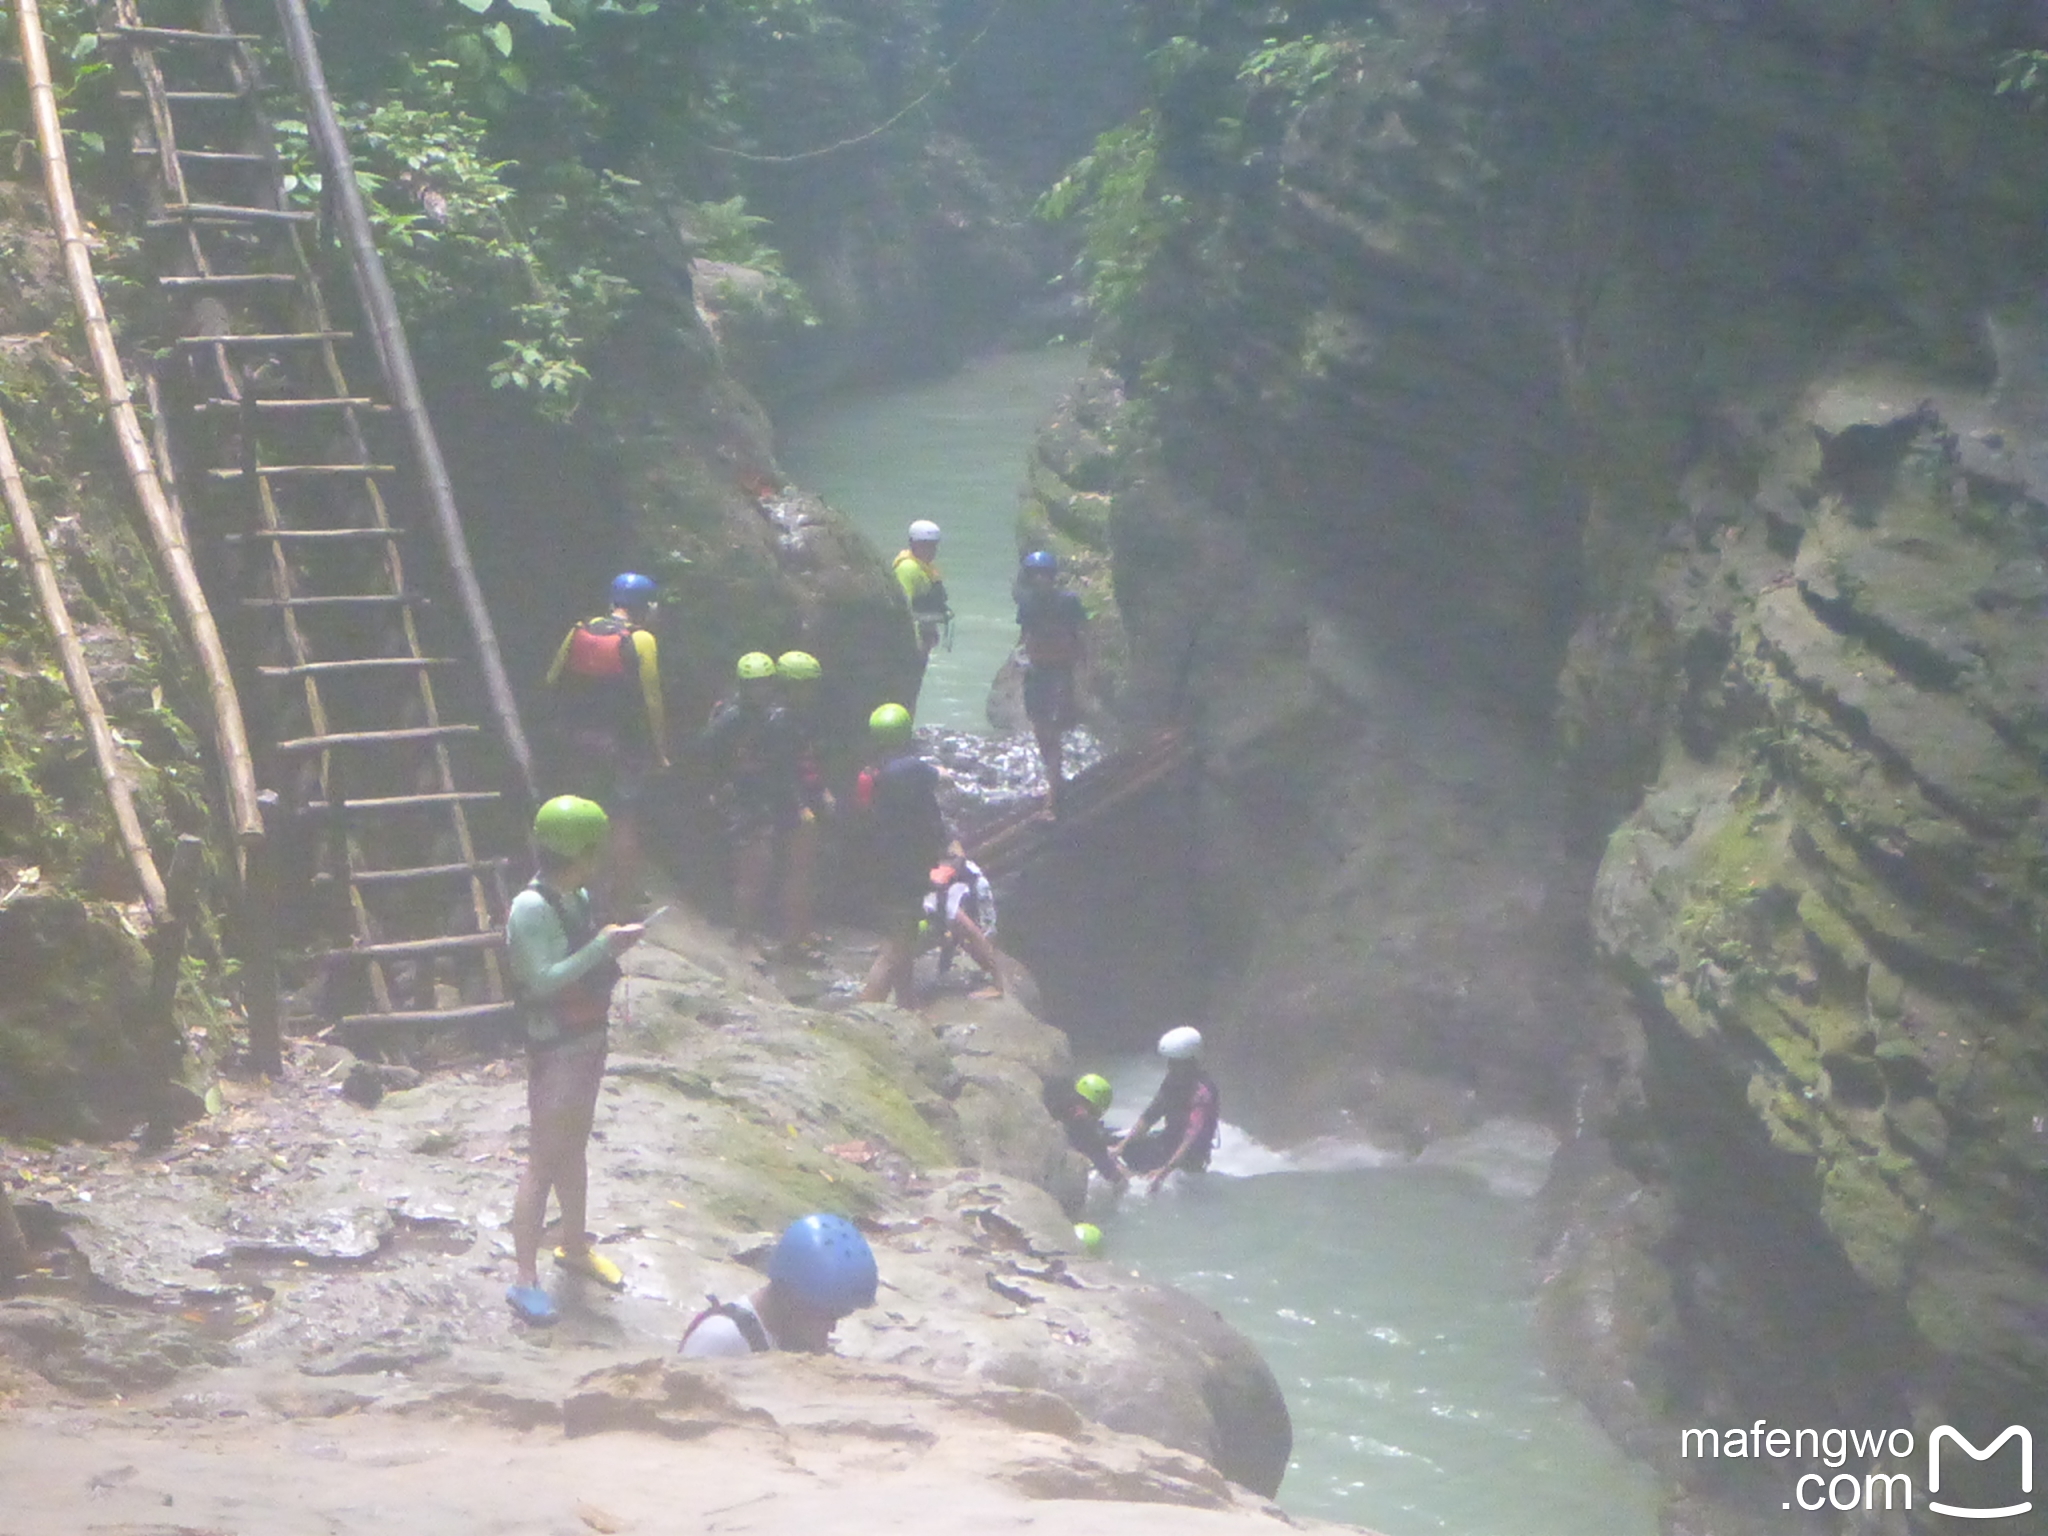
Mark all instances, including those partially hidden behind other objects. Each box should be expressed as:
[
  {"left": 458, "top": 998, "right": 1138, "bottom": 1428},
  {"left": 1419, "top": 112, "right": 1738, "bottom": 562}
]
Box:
[{"left": 696, "top": 0, "right": 1009, "bottom": 164}]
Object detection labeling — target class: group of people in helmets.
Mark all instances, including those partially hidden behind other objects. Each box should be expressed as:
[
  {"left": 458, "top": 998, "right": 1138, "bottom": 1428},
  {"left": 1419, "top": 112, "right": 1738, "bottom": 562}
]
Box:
[{"left": 1044, "top": 1026, "right": 1222, "bottom": 1211}]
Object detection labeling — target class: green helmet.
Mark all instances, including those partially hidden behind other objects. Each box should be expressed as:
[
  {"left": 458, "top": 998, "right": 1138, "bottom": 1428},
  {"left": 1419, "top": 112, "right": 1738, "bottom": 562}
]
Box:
[
  {"left": 869, "top": 702, "right": 913, "bottom": 750},
  {"left": 776, "top": 650, "right": 822, "bottom": 682},
  {"left": 533, "top": 795, "right": 609, "bottom": 858},
  {"left": 1074, "top": 1074, "right": 1113, "bottom": 1114},
  {"left": 1073, "top": 1223, "right": 1103, "bottom": 1254},
  {"left": 736, "top": 651, "right": 777, "bottom": 682}
]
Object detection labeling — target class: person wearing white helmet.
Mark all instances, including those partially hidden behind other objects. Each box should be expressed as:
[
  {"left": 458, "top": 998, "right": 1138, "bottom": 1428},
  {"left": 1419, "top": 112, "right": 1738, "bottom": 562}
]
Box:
[
  {"left": 1114, "top": 1027, "right": 1220, "bottom": 1192},
  {"left": 892, "top": 520, "right": 950, "bottom": 709}
]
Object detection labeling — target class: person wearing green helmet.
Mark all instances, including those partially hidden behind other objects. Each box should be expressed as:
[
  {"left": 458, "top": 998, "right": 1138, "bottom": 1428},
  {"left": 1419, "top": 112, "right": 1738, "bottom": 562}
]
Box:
[
  {"left": 504, "top": 796, "right": 646, "bottom": 1325},
  {"left": 699, "top": 653, "right": 806, "bottom": 950},
  {"left": 773, "top": 651, "right": 835, "bottom": 950},
  {"left": 1041, "top": 1070, "right": 1129, "bottom": 1190},
  {"left": 853, "top": 702, "right": 953, "bottom": 1007}
]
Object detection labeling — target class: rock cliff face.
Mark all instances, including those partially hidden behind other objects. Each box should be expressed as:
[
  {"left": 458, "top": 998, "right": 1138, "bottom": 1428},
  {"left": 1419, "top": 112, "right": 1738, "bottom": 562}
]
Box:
[{"left": 1062, "top": 0, "right": 2048, "bottom": 1525}]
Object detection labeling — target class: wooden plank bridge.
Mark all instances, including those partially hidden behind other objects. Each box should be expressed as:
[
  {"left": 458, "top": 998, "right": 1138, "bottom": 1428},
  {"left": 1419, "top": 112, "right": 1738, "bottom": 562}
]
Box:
[{"left": 962, "top": 728, "right": 1191, "bottom": 879}]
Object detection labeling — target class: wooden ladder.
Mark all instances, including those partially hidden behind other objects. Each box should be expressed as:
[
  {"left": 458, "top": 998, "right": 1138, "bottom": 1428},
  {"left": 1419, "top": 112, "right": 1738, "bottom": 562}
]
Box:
[{"left": 108, "top": 0, "right": 520, "bottom": 1045}]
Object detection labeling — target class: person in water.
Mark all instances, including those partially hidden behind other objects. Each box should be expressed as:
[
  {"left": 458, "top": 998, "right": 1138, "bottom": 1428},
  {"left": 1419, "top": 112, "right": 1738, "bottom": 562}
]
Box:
[
  {"left": 1013, "top": 549, "right": 1086, "bottom": 818},
  {"left": 678, "top": 1213, "right": 878, "bottom": 1355},
  {"left": 854, "top": 702, "right": 952, "bottom": 1009},
  {"left": 505, "top": 796, "right": 645, "bottom": 1325},
  {"left": 699, "top": 652, "right": 805, "bottom": 950},
  {"left": 544, "top": 573, "right": 668, "bottom": 905},
  {"left": 1115, "top": 1027, "right": 1220, "bottom": 1192},
  {"left": 892, "top": 519, "right": 949, "bottom": 710},
  {"left": 1043, "top": 1071, "right": 1128, "bottom": 1190}
]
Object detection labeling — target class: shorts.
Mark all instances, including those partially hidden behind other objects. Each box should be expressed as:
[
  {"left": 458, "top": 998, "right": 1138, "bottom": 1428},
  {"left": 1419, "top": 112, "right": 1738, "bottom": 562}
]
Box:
[
  {"left": 526, "top": 1029, "right": 607, "bottom": 1144},
  {"left": 1022, "top": 664, "right": 1076, "bottom": 730},
  {"left": 561, "top": 727, "right": 655, "bottom": 810}
]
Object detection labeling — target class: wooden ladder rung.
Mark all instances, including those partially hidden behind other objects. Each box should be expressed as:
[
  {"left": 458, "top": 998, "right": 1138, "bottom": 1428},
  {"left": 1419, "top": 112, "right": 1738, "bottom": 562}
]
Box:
[
  {"left": 159, "top": 272, "right": 299, "bottom": 289},
  {"left": 223, "top": 527, "right": 405, "bottom": 545},
  {"left": 315, "top": 855, "right": 509, "bottom": 886},
  {"left": 177, "top": 331, "right": 353, "bottom": 347},
  {"left": 148, "top": 148, "right": 268, "bottom": 164},
  {"left": 273, "top": 724, "right": 482, "bottom": 753},
  {"left": 103, "top": 25, "right": 262, "bottom": 44},
  {"left": 325, "top": 932, "right": 505, "bottom": 962},
  {"left": 120, "top": 89, "right": 247, "bottom": 102},
  {"left": 304, "top": 791, "right": 502, "bottom": 813},
  {"left": 258, "top": 656, "right": 454, "bottom": 677},
  {"left": 241, "top": 592, "right": 425, "bottom": 609},
  {"left": 209, "top": 463, "right": 397, "bottom": 480},
  {"left": 150, "top": 203, "right": 315, "bottom": 227},
  {"left": 339, "top": 1003, "right": 515, "bottom": 1030},
  {"left": 196, "top": 397, "right": 390, "bottom": 413}
]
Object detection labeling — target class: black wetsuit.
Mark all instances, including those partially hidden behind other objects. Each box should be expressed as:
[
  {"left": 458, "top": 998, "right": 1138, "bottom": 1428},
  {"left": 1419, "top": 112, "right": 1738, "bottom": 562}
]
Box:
[
  {"left": 1042, "top": 1076, "right": 1123, "bottom": 1183},
  {"left": 1122, "top": 1065, "right": 1219, "bottom": 1175}
]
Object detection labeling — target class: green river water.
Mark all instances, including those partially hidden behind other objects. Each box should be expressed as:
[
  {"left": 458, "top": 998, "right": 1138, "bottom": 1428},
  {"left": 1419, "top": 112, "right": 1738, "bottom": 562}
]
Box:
[{"left": 782, "top": 349, "right": 1662, "bottom": 1535}]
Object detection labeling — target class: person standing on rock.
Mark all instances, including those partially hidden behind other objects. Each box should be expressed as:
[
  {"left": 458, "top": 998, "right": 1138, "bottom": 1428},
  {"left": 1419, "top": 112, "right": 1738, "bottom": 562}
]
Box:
[
  {"left": 774, "top": 650, "right": 834, "bottom": 953},
  {"left": 504, "top": 796, "right": 644, "bottom": 1325},
  {"left": 699, "top": 652, "right": 805, "bottom": 952},
  {"left": 679, "top": 1213, "right": 878, "bottom": 1356},
  {"left": 1013, "top": 549, "right": 1086, "bottom": 818},
  {"left": 893, "top": 520, "right": 950, "bottom": 710},
  {"left": 855, "top": 702, "right": 952, "bottom": 1009},
  {"left": 1115, "top": 1028, "right": 1220, "bottom": 1193},
  {"left": 543, "top": 573, "right": 669, "bottom": 907}
]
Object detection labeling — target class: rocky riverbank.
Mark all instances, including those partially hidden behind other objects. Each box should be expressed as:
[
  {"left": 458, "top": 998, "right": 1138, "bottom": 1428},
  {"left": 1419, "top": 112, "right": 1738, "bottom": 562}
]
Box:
[{"left": 0, "top": 902, "right": 1318, "bottom": 1531}]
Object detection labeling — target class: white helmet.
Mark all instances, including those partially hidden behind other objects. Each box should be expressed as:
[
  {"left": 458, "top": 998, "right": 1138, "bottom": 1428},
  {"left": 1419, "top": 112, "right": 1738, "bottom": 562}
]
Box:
[
  {"left": 907, "top": 519, "right": 942, "bottom": 544},
  {"left": 1157, "top": 1026, "right": 1203, "bottom": 1061}
]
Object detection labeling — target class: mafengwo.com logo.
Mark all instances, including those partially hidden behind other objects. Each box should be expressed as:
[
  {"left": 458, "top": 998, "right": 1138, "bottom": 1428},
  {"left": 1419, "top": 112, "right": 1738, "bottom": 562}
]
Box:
[{"left": 1678, "top": 1421, "right": 2033, "bottom": 1518}]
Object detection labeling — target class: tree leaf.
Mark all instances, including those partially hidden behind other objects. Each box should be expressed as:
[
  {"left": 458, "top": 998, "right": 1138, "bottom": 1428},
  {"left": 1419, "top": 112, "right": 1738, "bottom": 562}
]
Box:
[
  {"left": 454, "top": 0, "right": 493, "bottom": 12},
  {"left": 486, "top": 21, "right": 514, "bottom": 55},
  {"left": 506, "top": 0, "right": 574, "bottom": 27}
]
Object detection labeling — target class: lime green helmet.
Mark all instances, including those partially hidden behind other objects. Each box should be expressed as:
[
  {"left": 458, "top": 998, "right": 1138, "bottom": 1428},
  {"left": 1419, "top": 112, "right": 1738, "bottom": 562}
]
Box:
[
  {"left": 776, "top": 650, "right": 822, "bottom": 682},
  {"left": 736, "top": 651, "right": 777, "bottom": 682},
  {"left": 869, "top": 702, "right": 913, "bottom": 749},
  {"left": 533, "top": 795, "right": 609, "bottom": 858},
  {"left": 1073, "top": 1223, "right": 1103, "bottom": 1254},
  {"left": 1074, "top": 1074, "right": 1113, "bottom": 1114}
]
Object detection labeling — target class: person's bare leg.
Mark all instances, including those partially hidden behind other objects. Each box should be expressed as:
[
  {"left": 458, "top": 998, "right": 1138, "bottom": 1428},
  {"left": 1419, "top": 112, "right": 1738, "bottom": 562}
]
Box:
[
  {"left": 1034, "top": 718, "right": 1064, "bottom": 815},
  {"left": 860, "top": 930, "right": 916, "bottom": 1006},
  {"left": 512, "top": 1074, "right": 564, "bottom": 1288},
  {"left": 733, "top": 834, "right": 774, "bottom": 941},
  {"left": 953, "top": 913, "right": 1004, "bottom": 995},
  {"left": 782, "top": 816, "right": 819, "bottom": 944}
]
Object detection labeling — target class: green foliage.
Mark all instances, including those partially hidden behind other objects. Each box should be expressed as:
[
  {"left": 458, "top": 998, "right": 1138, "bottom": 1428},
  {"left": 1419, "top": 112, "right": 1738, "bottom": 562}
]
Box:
[
  {"left": 1036, "top": 113, "right": 1177, "bottom": 324},
  {"left": 1239, "top": 35, "right": 1354, "bottom": 95},
  {"left": 1997, "top": 50, "right": 2048, "bottom": 102},
  {"left": 276, "top": 81, "right": 637, "bottom": 419}
]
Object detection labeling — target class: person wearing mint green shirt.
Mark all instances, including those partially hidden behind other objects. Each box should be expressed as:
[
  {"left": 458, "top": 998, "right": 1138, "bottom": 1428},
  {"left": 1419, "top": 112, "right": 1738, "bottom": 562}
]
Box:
[{"left": 504, "top": 796, "right": 644, "bottom": 1326}]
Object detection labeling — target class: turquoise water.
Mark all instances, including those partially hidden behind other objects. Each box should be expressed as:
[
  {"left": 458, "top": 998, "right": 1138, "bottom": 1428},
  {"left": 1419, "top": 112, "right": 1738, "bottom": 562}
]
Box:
[
  {"left": 777, "top": 346, "right": 1090, "bottom": 731},
  {"left": 781, "top": 353, "right": 1662, "bottom": 1534}
]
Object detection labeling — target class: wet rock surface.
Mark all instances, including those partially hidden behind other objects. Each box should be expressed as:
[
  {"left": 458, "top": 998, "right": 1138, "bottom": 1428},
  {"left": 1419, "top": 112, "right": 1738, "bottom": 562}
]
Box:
[{"left": 0, "top": 903, "right": 1302, "bottom": 1522}]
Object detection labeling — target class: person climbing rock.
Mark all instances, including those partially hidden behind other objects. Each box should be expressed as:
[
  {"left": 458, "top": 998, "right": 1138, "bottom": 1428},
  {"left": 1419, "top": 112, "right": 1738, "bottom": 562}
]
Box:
[
  {"left": 678, "top": 1213, "right": 878, "bottom": 1356},
  {"left": 923, "top": 854, "right": 1003, "bottom": 998},
  {"left": 1115, "top": 1027, "right": 1220, "bottom": 1192},
  {"left": 699, "top": 652, "right": 805, "bottom": 951},
  {"left": 543, "top": 572, "right": 668, "bottom": 905},
  {"left": 505, "top": 796, "right": 644, "bottom": 1325},
  {"left": 774, "top": 650, "right": 834, "bottom": 952},
  {"left": 854, "top": 702, "right": 952, "bottom": 1008},
  {"left": 1013, "top": 549, "right": 1085, "bottom": 818},
  {"left": 893, "top": 520, "right": 950, "bottom": 709},
  {"left": 1042, "top": 1071, "right": 1128, "bottom": 1190}
]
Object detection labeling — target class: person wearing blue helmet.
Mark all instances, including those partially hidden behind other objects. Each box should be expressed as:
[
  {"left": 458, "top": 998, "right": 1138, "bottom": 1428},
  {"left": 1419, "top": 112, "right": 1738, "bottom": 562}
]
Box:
[
  {"left": 679, "top": 1213, "right": 879, "bottom": 1356},
  {"left": 544, "top": 573, "right": 669, "bottom": 901},
  {"left": 1014, "top": 548, "right": 1086, "bottom": 818}
]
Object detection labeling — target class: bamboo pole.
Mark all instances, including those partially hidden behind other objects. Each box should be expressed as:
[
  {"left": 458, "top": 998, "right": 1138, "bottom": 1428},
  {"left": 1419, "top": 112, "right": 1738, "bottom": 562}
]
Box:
[
  {"left": 0, "top": 409, "right": 171, "bottom": 920},
  {"left": 272, "top": 0, "right": 538, "bottom": 807},
  {"left": 14, "top": 0, "right": 265, "bottom": 847}
]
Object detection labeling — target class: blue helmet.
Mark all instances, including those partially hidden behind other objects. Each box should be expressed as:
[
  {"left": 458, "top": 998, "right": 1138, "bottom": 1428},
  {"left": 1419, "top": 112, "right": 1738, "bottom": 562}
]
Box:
[
  {"left": 610, "top": 572, "right": 657, "bottom": 610},
  {"left": 768, "top": 1214, "right": 878, "bottom": 1317},
  {"left": 1021, "top": 549, "right": 1058, "bottom": 575}
]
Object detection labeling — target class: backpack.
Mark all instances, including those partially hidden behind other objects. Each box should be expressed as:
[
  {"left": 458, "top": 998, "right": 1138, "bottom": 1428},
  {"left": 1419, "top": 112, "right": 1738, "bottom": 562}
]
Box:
[
  {"left": 563, "top": 616, "right": 638, "bottom": 680},
  {"left": 680, "top": 1295, "right": 770, "bottom": 1353}
]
